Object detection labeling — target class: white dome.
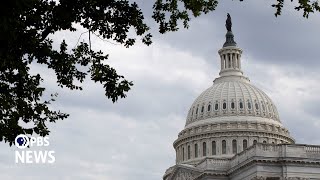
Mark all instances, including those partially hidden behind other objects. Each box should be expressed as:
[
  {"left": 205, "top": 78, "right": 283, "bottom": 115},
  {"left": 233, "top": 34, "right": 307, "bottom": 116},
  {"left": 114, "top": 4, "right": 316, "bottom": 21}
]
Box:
[
  {"left": 186, "top": 80, "right": 280, "bottom": 128},
  {"left": 173, "top": 30, "right": 294, "bottom": 164}
]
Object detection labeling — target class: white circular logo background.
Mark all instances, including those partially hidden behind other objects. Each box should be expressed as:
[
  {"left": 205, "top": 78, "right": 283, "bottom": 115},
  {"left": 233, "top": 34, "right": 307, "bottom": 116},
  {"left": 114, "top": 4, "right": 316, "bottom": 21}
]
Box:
[{"left": 15, "top": 134, "right": 29, "bottom": 149}]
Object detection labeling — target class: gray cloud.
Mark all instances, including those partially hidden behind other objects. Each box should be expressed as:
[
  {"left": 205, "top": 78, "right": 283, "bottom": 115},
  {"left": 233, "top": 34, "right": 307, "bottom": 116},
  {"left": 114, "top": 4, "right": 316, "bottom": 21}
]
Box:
[{"left": 1, "top": 1, "right": 320, "bottom": 180}]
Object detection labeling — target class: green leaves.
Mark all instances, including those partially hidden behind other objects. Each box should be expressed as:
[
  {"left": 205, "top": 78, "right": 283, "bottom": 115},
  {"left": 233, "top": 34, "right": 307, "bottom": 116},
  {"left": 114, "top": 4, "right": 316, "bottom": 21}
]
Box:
[
  {"left": 1, "top": 0, "right": 318, "bottom": 145},
  {"left": 271, "top": 0, "right": 320, "bottom": 18},
  {"left": 152, "top": 0, "right": 218, "bottom": 33}
]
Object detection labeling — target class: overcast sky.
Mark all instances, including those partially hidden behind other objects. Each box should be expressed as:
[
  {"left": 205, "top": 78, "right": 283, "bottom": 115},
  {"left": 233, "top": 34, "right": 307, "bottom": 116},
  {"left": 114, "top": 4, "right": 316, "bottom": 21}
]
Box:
[{"left": 1, "top": 1, "right": 320, "bottom": 180}]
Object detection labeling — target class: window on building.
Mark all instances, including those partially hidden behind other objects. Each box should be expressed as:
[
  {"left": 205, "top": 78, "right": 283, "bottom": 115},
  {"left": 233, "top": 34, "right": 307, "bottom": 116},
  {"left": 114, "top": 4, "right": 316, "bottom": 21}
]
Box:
[
  {"left": 231, "top": 102, "right": 235, "bottom": 109},
  {"left": 263, "top": 141, "right": 267, "bottom": 144},
  {"left": 212, "top": 141, "right": 216, "bottom": 155},
  {"left": 253, "top": 140, "right": 257, "bottom": 144},
  {"left": 243, "top": 139, "right": 248, "bottom": 150},
  {"left": 262, "top": 102, "right": 265, "bottom": 111},
  {"left": 232, "top": 139, "right": 237, "bottom": 154},
  {"left": 201, "top": 106, "right": 204, "bottom": 113},
  {"left": 208, "top": 104, "right": 211, "bottom": 111},
  {"left": 255, "top": 102, "right": 259, "bottom": 110},
  {"left": 223, "top": 102, "right": 227, "bottom": 110},
  {"left": 191, "top": 109, "right": 194, "bottom": 116},
  {"left": 187, "top": 145, "right": 191, "bottom": 159},
  {"left": 196, "top": 107, "right": 198, "bottom": 115},
  {"left": 182, "top": 147, "right": 185, "bottom": 161},
  {"left": 222, "top": 140, "right": 226, "bottom": 154},
  {"left": 203, "top": 142, "right": 207, "bottom": 156},
  {"left": 248, "top": 101, "right": 252, "bottom": 109},
  {"left": 239, "top": 101, "right": 243, "bottom": 109},
  {"left": 215, "top": 103, "right": 219, "bottom": 110},
  {"left": 194, "top": 144, "right": 198, "bottom": 158}
]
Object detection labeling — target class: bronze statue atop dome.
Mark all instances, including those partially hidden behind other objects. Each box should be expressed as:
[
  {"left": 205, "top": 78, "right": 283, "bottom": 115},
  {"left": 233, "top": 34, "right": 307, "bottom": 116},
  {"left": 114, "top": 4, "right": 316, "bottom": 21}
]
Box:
[{"left": 226, "top": 13, "right": 232, "bottom": 31}]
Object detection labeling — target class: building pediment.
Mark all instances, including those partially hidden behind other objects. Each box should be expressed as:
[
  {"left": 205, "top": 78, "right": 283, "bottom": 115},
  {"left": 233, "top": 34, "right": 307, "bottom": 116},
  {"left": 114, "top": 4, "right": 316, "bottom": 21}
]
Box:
[{"left": 165, "top": 165, "right": 201, "bottom": 180}]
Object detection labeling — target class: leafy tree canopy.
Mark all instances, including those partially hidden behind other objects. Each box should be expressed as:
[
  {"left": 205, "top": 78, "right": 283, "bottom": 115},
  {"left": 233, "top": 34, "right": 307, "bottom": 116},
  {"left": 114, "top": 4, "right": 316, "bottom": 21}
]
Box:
[{"left": 0, "top": 0, "right": 319, "bottom": 145}]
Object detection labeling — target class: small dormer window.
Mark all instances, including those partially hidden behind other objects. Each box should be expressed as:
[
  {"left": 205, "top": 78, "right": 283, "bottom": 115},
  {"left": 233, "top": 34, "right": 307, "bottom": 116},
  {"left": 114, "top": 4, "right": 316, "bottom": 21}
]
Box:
[
  {"left": 255, "top": 103, "right": 259, "bottom": 110},
  {"left": 201, "top": 106, "right": 204, "bottom": 113},
  {"left": 196, "top": 107, "right": 198, "bottom": 114},
  {"left": 208, "top": 104, "right": 211, "bottom": 111},
  {"left": 231, "top": 102, "right": 235, "bottom": 109},
  {"left": 215, "top": 103, "right": 219, "bottom": 110},
  {"left": 223, "top": 102, "right": 227, "bottom": 110},
  {"left": 261, "top": 102, "right": 265, "bottom": 111},
  {"left": 239, "top": 102, "right": 243, "bottom": 109},
  {"left": 247, "top": 101, "right": 252, "bottom": 109}
]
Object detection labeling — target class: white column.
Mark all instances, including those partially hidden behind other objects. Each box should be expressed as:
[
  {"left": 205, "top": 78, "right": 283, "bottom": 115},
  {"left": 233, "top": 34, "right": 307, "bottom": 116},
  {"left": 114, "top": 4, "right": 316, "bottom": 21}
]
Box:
[
  {"left": 239, "top": 54, "right": 241, "bottom": 69},
  {"left": 226, "top": 54, "right": 229, "bottom": 69},
  {"left": 233, "top": 54, "right": 236, "bottom": 69},
  {"left": 220, "top": 55, "right": 223, "bottom": 70},
  {"left": 236, "top": 54, "right": 238, "bottom": 69}
]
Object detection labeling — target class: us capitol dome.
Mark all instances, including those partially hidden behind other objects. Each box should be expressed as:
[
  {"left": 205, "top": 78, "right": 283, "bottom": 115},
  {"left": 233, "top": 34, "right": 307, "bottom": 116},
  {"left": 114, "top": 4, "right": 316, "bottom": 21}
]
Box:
[{"left": 163, "top": 14, "right": 320, "bottom": 180}]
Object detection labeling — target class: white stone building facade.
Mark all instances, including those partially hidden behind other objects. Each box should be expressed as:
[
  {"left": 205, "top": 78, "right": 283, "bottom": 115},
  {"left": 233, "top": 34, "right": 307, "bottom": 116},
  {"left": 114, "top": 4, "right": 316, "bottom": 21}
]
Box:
[{"left": 163, "top": 16, "right": 320, "bottom": 180}]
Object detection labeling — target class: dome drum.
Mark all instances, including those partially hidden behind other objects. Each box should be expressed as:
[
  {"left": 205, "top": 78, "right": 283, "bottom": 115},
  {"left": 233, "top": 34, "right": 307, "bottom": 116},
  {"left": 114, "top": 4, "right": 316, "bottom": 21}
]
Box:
[{"left": 174, "top": 130, "right": 294, "bottom": 164}]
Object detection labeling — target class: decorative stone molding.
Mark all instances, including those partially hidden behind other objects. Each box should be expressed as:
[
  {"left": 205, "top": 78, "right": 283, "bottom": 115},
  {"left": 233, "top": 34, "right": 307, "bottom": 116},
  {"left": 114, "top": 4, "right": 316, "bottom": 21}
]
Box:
[
  {"left": 174, "top": 125, "right": 294, "bottom": 163},
  {"left": 251, "top": 176, "right": 266, "bottom": 180},
  {"left": 173, "top": 171, "right": 194, "bottom": 180},
  {"left": 179, "top": 121, "right": 290, "bottom": 139}
]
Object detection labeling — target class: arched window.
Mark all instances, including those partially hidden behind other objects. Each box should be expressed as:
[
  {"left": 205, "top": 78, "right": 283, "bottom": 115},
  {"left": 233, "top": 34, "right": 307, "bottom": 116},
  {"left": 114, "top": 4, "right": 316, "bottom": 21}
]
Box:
[
  {"left": 239, "top": 101, "right": 243, "bottom": 109},
  {"left": 196, "top": 107, "right": 198, "bottom": 115},
  {"left": 232, "top": 139, "right": 237, "bottom": 154},
  {"left": 253, "top": 140, "right": 257, "bottom": 144},
  {"left": 231, "top": 102, "right": 235, "bottom": 109},
  {"left": 243, "top": 139, "right": 248, "bottom": 150},
  {"left": 203, "top": 142, "right": 207, "bottom": 156},
  {"left": 212, "top": 141, "right": 216, "bottom": 155},
  {"left": 247, "top": 101, "right": 252, "bottom": 109},
  {"left": 222, "top": 140, "right": 226, "bottom": 154},
  {"left": 272, "top": 142, "right": 275, "bottom": 144},
  {"left": 261, "top": 102, "right": 265, "bottom": 111},
  {"left": 187, "top": 146, "right": 191, "bottom": 159},
  {"left": 223, "top": 102, "right": 227, "bottom": 110},
  {"left": 263, "top": 141, "right": 267, "bottom": 144},
  {"left": 255, "top": 102, "right": 259, "bottom": 110},
  {"left": 215, "top": 103, "right": 219, "bottom": 110},
  {"left": 182, "top": 147, "right": 185, "bottom": 161},
  {"left": 201, "top": 106, "right": 204, "bottom": 113},
  {"left": 269, "top": 105, "right": 273, "bottom": 113},
  {"left": 207, "top": 104, "right": 211, "bottom": 111},
  {"left": 194, "top": 144, "right": 198, "bottom": 158}
]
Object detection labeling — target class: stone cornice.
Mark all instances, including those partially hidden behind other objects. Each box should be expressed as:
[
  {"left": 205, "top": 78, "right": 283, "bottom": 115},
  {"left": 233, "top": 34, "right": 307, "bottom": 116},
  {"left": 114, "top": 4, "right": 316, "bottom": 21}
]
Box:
[{"left": 173, "top": 122, "right": 294, "bottom": 148}]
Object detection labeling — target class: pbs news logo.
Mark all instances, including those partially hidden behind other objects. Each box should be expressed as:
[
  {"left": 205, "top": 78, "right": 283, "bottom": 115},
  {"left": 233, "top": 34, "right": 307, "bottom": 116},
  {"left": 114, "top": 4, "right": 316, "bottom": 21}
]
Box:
[{"left": 15, "top": 134, "right": 55, "bottom": 164}]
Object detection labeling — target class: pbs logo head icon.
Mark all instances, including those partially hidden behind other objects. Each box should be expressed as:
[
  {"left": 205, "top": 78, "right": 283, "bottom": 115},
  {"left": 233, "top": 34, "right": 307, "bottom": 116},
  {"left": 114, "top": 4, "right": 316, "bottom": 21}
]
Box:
[{"left": 15, "top": 134, "right": 29, "bottom": 149}]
